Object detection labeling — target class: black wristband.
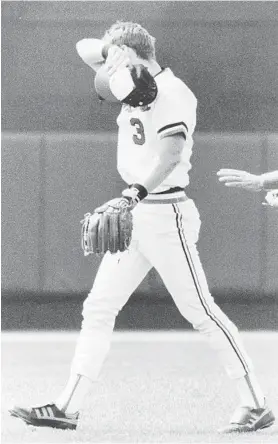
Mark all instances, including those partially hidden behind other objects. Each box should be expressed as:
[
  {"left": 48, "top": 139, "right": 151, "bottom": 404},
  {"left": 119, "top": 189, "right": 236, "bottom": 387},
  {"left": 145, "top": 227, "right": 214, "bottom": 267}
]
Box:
[{"left": 130, "top": 183, "right": 148, "bottom": 201}]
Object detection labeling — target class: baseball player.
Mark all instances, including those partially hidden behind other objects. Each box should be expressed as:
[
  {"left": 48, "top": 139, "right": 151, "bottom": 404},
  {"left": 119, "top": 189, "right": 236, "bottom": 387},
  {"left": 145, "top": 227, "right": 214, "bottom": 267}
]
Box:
[
  {"left": 10, "top": 22, "right": 275, "bottom": 433},
  {"left": 217, "top": 169, "right": 278, "bottom": 208}
]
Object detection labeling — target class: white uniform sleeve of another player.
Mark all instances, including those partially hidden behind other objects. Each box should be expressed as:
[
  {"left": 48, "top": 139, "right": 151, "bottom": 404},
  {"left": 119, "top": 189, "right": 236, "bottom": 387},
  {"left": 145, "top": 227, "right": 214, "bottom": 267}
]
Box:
[
  {"left": 261, "top": 170, "right": 278, "bottom": 190},
  {"left": 153, "top": 84, "right": 197, "bottom": 141}
]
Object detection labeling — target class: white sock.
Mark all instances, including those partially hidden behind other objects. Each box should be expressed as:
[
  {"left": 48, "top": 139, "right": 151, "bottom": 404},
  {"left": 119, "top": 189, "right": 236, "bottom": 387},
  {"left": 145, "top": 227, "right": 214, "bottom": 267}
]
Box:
[
  {"left": 236, "top": 373, "right": 265, "bottom": 409},
  {"left": 55, "top": 373, "right": 93, "bottom": 414}
]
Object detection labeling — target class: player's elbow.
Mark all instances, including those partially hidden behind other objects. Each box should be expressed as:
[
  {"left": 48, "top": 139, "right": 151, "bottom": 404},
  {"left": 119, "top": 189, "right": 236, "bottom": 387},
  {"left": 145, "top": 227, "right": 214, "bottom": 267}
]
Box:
[
  {"left": 76, "top": 39, "right": 89, "bottom": 60},
  {"left": 169, "top": 153, "right": 182, "bottom": 168},
  {"left": 76, "top": 39, "right": 105, "bottom": 72},
  {"left": 159, "top": 133, "right": 184, "bottom": 165},
  {"left": 159, "top": 150, "right": 181, "bottom": 169}
]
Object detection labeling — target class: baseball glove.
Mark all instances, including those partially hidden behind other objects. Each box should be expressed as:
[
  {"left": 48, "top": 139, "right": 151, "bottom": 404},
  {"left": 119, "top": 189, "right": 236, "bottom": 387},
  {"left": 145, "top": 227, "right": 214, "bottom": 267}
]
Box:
[{"left": 81, "top": 198, "right": 133, "bottom": 256}]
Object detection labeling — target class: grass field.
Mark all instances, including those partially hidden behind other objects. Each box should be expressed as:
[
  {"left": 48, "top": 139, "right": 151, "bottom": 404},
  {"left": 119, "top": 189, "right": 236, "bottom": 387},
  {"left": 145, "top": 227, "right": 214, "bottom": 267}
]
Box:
[{"left": 2, "top": 331, "right": 278, "bottom": 443}]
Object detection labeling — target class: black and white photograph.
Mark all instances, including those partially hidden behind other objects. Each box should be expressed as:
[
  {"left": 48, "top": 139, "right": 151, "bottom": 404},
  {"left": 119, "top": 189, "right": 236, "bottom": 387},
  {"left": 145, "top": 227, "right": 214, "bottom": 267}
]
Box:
[{"left": 1, "top": 1, "right": 278, "bottom": 443}]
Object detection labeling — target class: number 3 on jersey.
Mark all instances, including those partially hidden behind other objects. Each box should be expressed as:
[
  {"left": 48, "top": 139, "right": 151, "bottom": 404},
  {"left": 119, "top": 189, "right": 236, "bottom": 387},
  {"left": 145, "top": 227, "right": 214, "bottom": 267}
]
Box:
[{"left": 130, "top": 118, "right": 145, "bottom": 146}]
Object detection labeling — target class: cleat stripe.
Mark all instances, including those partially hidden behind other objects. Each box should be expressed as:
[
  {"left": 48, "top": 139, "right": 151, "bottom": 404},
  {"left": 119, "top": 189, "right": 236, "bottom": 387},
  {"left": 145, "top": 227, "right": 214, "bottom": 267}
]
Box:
[
  {"left": 46, "top": 406, "right": 54, "bottom": 417},
  {"left": 35, "top": 408, "right": 42, "bottom": 418},
  {"left": 42, "top": 407, "right": 48, "bottom": 417}
]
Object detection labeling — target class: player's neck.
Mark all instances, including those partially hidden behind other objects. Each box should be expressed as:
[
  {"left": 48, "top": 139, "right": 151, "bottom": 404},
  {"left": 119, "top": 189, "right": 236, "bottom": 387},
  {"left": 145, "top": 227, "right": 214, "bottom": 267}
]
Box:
[{"left": 137, "top": 58, "right": 162, "bottom": 78}]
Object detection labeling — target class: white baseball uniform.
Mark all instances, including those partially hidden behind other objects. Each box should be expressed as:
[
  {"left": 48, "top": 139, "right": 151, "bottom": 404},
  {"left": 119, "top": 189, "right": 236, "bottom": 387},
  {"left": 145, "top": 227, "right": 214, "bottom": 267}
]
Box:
[{"left": 71, "top": 68, "right": 253, "bottom": 383}]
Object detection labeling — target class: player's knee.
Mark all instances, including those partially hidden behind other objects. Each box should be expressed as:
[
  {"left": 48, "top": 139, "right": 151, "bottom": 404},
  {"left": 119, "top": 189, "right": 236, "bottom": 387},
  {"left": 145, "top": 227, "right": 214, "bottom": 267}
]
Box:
[
  {"left": 193, "top": 315, "right": 238, "bottom": 337},
  {"left": 81, "top": 290, "right": 121, "bottom": 327}
]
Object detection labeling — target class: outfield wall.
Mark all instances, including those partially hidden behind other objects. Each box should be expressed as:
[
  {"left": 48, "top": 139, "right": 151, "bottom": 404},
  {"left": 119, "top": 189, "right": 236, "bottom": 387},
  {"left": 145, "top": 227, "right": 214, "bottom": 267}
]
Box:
[{"left": 2, "top": 132, "right": 278, "bottom": 301}]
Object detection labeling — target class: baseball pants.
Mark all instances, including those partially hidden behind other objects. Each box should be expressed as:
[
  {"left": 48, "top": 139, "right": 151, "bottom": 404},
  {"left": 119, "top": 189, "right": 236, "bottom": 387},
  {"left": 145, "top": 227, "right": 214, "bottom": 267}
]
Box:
[{"left": 71, "top": 196, "right": 253, "bottom": 381}]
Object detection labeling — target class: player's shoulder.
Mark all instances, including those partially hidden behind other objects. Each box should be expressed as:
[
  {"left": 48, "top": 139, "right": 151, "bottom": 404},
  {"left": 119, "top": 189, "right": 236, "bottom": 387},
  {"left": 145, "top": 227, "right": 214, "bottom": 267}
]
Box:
[{"left": 155, "top": 68, "right": 197, "bottom": 104}]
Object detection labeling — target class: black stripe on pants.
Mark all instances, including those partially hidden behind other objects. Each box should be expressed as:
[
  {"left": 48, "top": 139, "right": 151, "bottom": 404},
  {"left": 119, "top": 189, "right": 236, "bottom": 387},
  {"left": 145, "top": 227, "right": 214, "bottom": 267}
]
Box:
[{"left": 172, "top": 203, "right": 250, "bottom": 375}]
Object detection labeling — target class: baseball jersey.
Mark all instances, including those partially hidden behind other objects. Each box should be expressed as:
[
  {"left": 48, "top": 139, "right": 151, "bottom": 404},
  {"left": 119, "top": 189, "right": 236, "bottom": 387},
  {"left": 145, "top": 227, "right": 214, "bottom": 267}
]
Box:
[{"left": 116, "top": 68, "right": 197, "bottom": 193}]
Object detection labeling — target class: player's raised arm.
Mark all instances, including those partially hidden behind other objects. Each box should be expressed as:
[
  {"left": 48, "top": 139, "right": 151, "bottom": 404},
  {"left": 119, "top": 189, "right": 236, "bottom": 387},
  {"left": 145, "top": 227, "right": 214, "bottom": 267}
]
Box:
[{"left": 76, "top": 38, "right": 113, "bottom": 72}]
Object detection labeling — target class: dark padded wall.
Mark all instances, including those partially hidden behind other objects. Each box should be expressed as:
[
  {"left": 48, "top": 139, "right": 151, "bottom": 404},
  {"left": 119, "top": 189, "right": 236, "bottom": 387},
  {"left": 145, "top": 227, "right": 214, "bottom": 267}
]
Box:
[
  {"left": 1, "top": 133, "right": 41, "bottom": 290},
  {"left": 189, "top": 134, "right": 263, "bottom": 293},
  {"left": 2, "top": 132, "right": 278, "bottom": 298},
  {"left": 2, "top": 2, "right": 278, "bottom": 132},
  {"left": 265, "top": 135, "right": 278, "bottom": 294}
]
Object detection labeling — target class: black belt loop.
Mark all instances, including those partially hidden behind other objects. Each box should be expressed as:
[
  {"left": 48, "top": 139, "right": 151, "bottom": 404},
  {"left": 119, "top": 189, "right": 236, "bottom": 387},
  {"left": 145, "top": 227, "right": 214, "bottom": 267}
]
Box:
[{"left": 150, "top": 187, "right": 185, "bottom": 195}]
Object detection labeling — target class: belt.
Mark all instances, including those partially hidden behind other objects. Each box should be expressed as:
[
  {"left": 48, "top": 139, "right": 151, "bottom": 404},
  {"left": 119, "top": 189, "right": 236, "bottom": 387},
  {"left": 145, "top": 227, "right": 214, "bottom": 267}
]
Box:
[
  {"left": 142, "top": 187, "right": 188, "bottom": 205},
  {"left": 151, "top": 186, "right": 185, "bottom": 195}
]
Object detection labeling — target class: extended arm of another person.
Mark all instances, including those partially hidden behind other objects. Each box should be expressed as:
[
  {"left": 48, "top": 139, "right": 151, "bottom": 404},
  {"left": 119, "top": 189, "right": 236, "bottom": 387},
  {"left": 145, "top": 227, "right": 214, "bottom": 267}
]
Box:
[{"left": 217, "top": 169, "right": 278, "bottom": 191}]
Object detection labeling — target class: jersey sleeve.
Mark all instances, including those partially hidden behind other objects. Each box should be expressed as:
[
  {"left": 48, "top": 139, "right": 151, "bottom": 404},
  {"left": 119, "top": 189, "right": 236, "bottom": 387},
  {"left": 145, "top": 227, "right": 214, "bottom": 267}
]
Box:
[
  {"left": 152, "top": 85, "right": 197, "bottom": 141},
  {"left": 261, "top": 171, "right": 278, "bottom": 190}
]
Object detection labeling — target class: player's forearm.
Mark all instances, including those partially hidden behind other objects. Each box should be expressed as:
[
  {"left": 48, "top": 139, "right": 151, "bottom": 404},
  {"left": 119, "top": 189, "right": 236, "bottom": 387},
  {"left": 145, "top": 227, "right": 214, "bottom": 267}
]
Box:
[
  {"left": 142, "top": 155, "right": 181, "bottom": 193},
  {"left": 140, "top": 133, "right": 184, "bottom": 193},
  {"left": 76, "top": 39, "right": 112, "bottom": 68},
  {"left": 121, "top": 155, "right": 180, "bottom": 205},
  {"left": 261, "top": 171, "right": 278, "bottom": 190}
]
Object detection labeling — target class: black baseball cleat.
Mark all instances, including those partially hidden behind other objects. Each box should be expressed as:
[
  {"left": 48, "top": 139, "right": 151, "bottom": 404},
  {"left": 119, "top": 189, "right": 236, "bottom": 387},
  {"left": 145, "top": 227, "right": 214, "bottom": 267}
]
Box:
[
  {"left": 9, "top": 403, "right": 79, "bottom": 430},
  {"left": 218, "top": 404, "right": 275, "bottom": 433}
]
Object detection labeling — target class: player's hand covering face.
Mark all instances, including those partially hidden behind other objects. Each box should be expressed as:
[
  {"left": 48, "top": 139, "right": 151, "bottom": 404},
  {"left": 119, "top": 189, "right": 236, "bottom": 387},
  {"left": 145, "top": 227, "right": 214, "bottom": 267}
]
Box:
[
  {"left": 217, "top": 169, "right": 263, "bottom": 192},
  {"left": 105, "top": 46, "right": 131, "bottom": 77}
]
